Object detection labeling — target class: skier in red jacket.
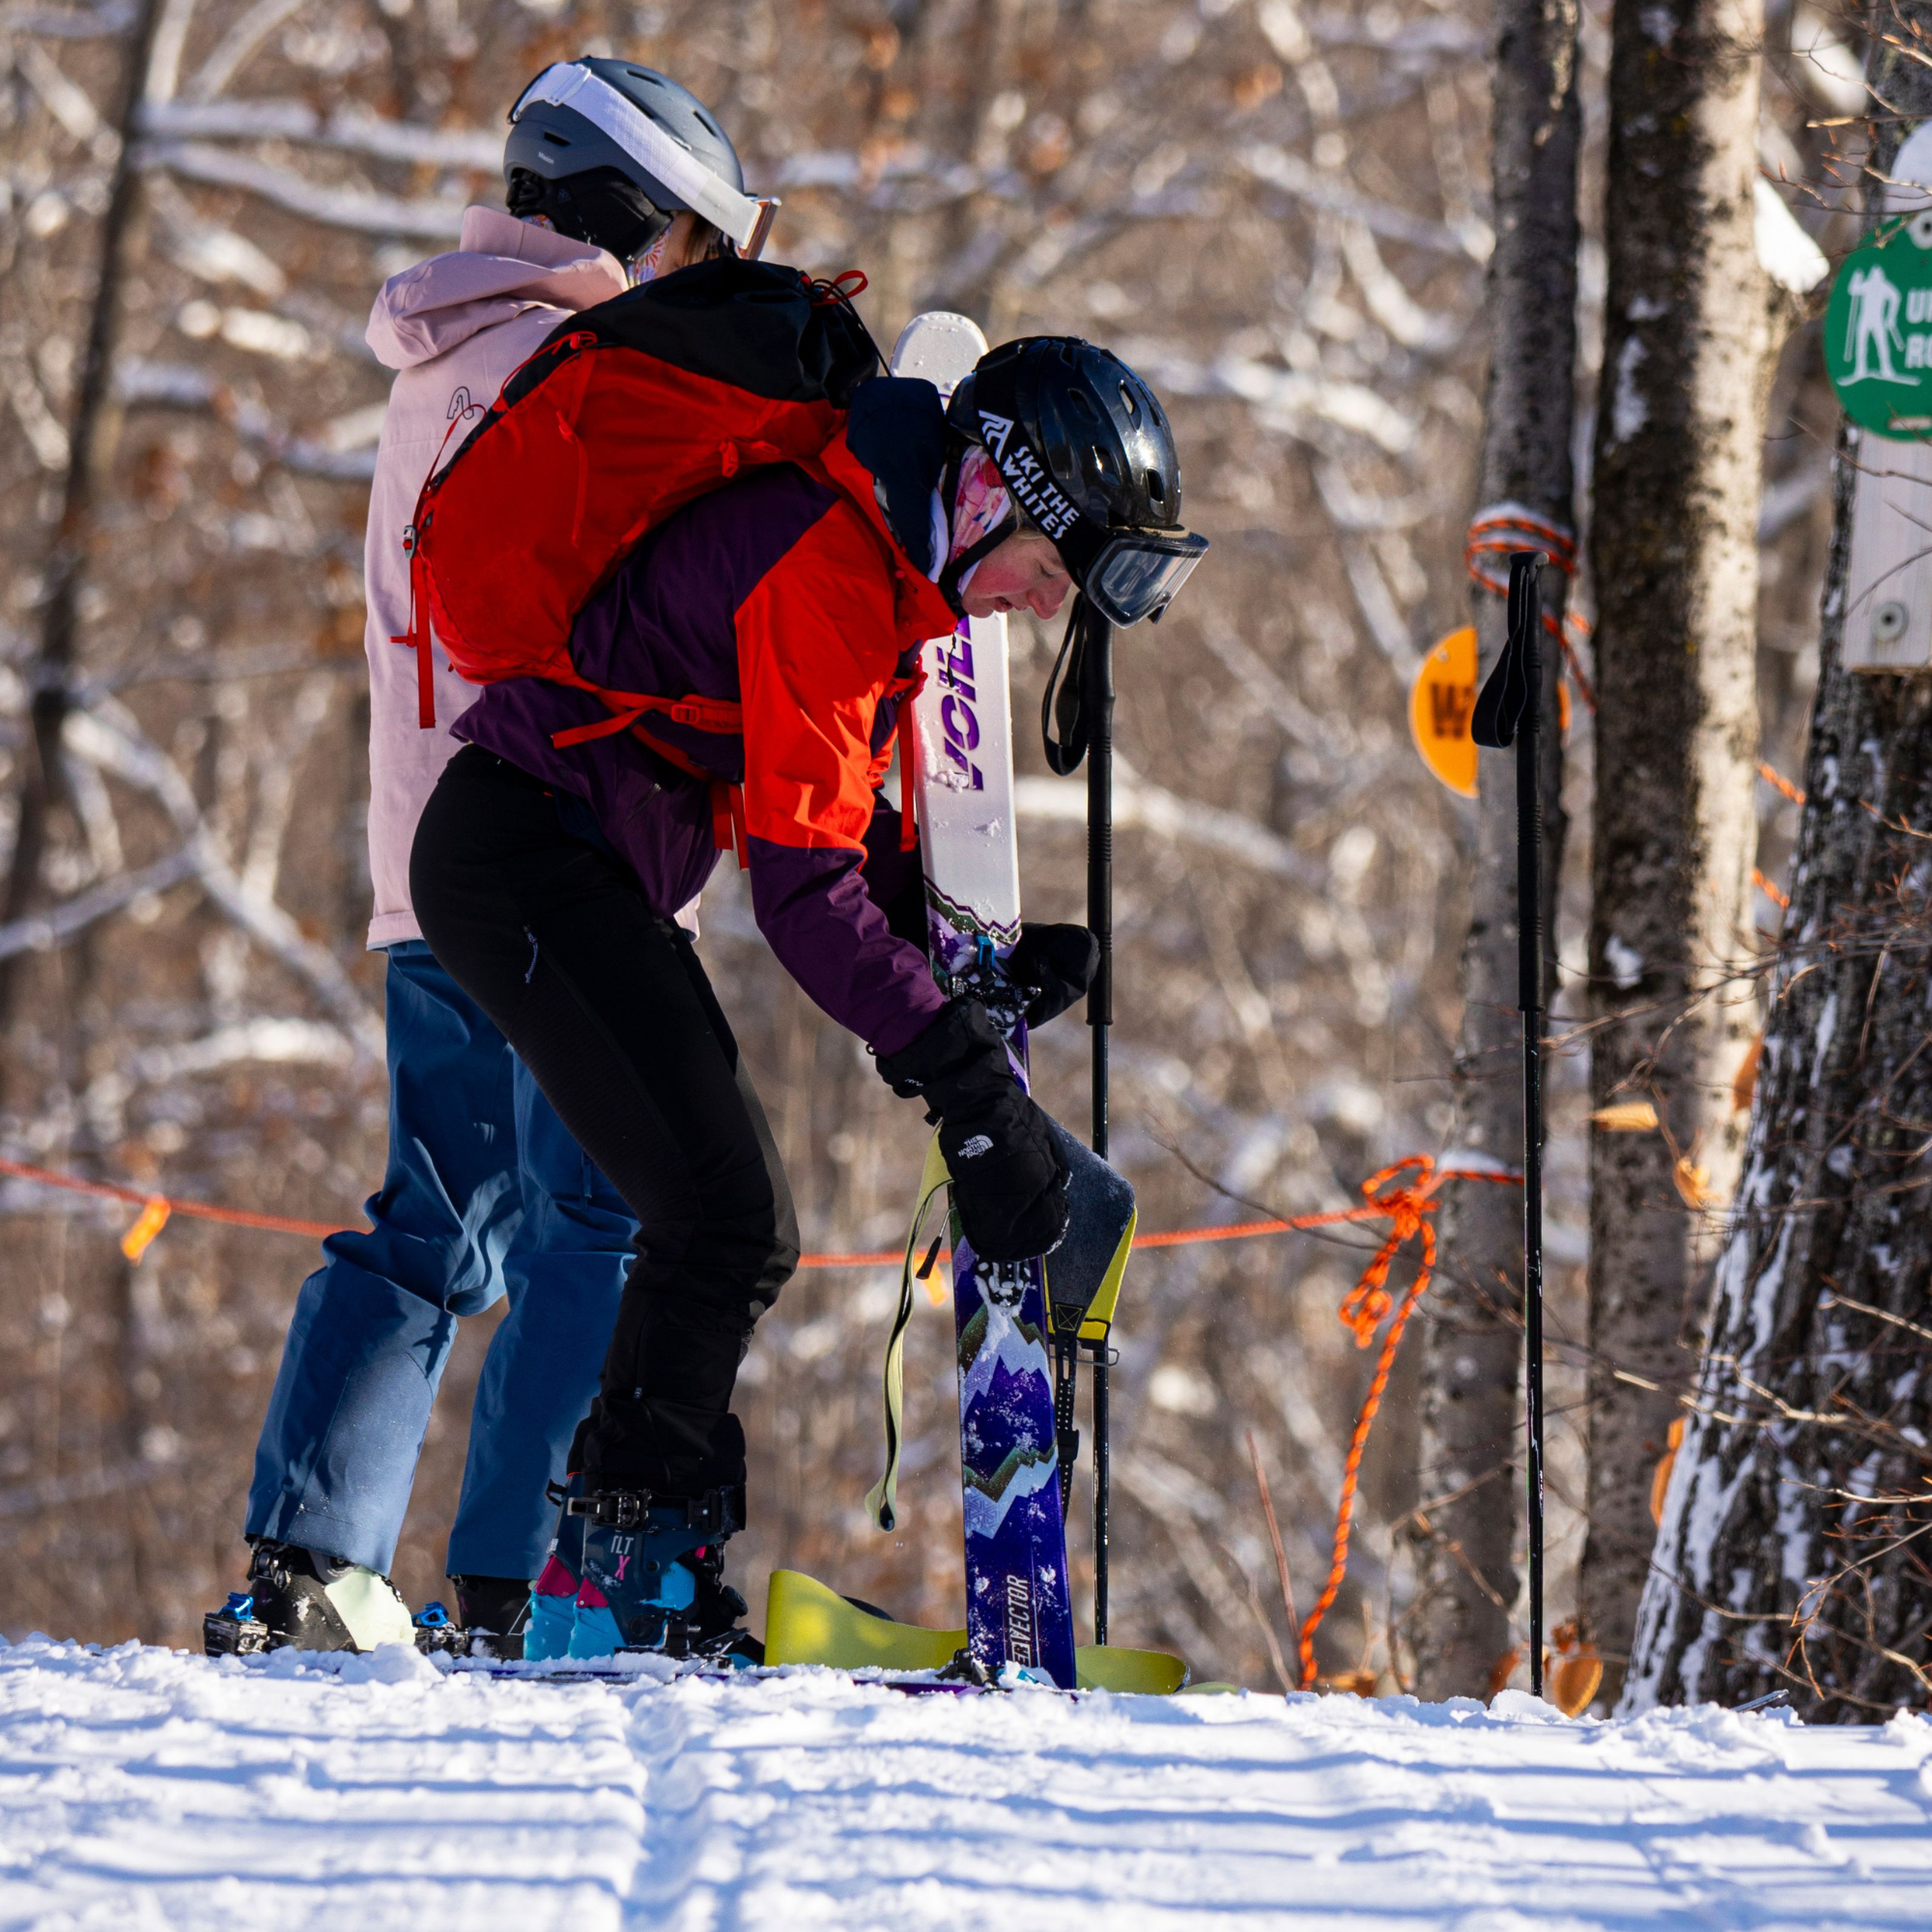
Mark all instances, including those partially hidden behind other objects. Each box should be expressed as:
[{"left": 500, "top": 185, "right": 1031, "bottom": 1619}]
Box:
[{"left": 411, "top": 336, "right": 1205, "bottom": 1658}]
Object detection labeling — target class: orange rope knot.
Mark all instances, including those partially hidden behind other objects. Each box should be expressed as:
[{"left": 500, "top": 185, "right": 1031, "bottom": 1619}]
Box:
[
  {"left": 1295, "top": 1153, "right": 1520, "bottom": 1690},
  {"left": 1463, "top": 504, "right": 1577, "bottom": 589},
  {"left": 1335, "top": 1157, "right": 1435, "bottom": 1347},
  {"left": 1463, "top": 501, "right": 1597, "bottom": 713}
]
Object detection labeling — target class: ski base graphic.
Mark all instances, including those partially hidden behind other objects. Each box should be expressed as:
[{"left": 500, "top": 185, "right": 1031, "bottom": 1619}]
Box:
[{"left": 952, "top": 1247, "right": 1077, "bottom": 1686}]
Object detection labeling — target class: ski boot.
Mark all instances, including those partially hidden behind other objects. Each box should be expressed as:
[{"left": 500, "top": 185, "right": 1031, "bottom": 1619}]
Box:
[
  {"left": 204, "top": 1539, "right": 416, "bottom": 1656},
  {"left": 412, "top": 1576, "right": 530, "bottom": 1660},
  {"left": 452, "top": 1574, "right": 531, "bottom": 1660},
  {"left": 566, "top": 1484, "right": 760, "bottom": 1662}
]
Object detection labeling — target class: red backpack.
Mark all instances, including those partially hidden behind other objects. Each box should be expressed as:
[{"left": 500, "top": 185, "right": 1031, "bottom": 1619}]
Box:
[{"left": 394, "top": 260, "right": 881, "bottom": 740}]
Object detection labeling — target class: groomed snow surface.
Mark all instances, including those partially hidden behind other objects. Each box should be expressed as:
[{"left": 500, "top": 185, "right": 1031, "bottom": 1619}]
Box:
[{"left": 4, "top": 1638, "right": 1932, "bottom": 1929}]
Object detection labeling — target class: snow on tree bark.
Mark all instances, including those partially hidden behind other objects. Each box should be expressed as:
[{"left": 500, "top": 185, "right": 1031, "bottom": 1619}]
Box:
[
  {"left": 1577, "top": 0, "right": 1790, "bottom": 1706},
  {"left": 1624, "top": 27, "right": 1932, "bottom": 1721},
  {"left": 1412, "top": 0, "right": 1579, "bottom": 1698}
]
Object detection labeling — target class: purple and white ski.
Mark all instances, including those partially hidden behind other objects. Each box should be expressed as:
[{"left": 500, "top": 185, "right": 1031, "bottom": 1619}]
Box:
[{"left": 891, "top": 313, "right": 1077, "bottom": 1689}]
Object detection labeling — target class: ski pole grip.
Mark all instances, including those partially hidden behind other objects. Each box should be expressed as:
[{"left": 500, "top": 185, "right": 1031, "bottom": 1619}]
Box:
[{"left": 1506, "top": 550, "right": 1543, "bottom": 1020}]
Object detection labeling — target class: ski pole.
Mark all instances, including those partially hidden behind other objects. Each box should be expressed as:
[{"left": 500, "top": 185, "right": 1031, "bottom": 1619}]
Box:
[
  {"left": 1086, "top": 605, "right": 1115, "bottom": 1647},
  {"left": 1515, "top": 553, "right": 1546, "bottom": 1700},
  {"left": 1471, "top": 549, "right": 1547, "bottom": 1699}
]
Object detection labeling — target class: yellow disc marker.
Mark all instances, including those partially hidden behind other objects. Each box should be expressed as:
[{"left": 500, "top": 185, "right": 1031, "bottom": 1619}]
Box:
[{"left": 1410, "top": 624, "right": 1479, "bottom": 799}]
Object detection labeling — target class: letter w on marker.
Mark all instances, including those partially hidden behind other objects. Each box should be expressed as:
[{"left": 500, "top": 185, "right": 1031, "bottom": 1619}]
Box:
[{"left": 1431, "top": 684, "right": 1474, "bottom": 736}]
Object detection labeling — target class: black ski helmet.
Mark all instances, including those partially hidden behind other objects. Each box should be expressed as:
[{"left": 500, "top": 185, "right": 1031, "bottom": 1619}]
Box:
[
  {"left": 505, "top": 60, "right": 767, "bottom": 265},
  {"left": 947, "top": 336, "right": 1207, "bottom": 626}
]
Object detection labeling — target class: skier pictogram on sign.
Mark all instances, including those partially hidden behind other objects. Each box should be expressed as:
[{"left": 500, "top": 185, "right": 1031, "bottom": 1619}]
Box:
[
  {"left": 1840, "top": 264, "right": 1913, "bottom": 388},
  {"left": 1409, "top": 625, "right": 1479, "bottom": 798}
]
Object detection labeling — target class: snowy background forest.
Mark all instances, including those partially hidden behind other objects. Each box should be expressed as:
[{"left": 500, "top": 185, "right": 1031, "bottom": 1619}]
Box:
[{"left": 0, "top": 0, "right": 1896, "bottom": 1723}]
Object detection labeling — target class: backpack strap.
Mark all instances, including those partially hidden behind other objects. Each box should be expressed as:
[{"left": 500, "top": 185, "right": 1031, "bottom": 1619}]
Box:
[
  {"left": 391, "top": 529, "right": 437, "bottom": 730},
  {"left": 549, "top": 690, "right": 745, "bottom": 748},
  {"left": 393, "top": 399, "right": 486, "bottom": 730},
  {"left": 712, "top": 780, "right": 750, "bottom": 869},
  {"left": 891, "top": 662, "right": 926, "bottom": 853}
]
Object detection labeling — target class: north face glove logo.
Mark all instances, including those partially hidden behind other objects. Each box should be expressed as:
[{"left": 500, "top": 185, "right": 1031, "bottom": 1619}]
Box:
[{"left": 956, "top": 1134, "right": 994, "bottom": 1159}]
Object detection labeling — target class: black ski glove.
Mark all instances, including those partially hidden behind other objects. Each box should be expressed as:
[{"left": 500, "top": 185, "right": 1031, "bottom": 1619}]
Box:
[
  {"left": 1005, "top": 922, "right": 1100, "bottom": 1028},
  {"left": 875, "top": 998, "right": 1071, "bottom": 1263}
]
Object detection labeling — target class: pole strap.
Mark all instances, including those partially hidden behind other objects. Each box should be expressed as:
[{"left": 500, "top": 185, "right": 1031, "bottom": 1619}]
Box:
[{"left": 863, "top": 1133, "right": 952, "bottom": 1533}]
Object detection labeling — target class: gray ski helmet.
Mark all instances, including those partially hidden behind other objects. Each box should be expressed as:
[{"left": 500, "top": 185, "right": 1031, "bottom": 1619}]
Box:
[
  {"left": 950, "top": 337, "right": 1207, "bottom": 626},
  {"left": 505, "top": 60, "right": 744, "bottom": 254}
]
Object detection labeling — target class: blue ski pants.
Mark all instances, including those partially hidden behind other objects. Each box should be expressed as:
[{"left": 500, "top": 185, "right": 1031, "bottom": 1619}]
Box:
[{"left": 245, "top": 941, "right": 634, "bottom": 1579}]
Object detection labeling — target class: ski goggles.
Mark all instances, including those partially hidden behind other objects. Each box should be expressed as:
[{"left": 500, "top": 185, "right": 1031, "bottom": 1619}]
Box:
[{"left": 1079, "top": 527, "right": 1209, "bottom": 627}]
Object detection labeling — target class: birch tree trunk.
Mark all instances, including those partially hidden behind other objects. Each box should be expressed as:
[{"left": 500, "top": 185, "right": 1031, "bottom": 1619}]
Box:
[
  {"left": 1577, "top": 0, "right": 1786, "bottom": 1706},
  {"left": 1412, "top": 0, "right": 1579, "bottom": 1698},
  {"left": 1625, "top": 27, "right": 1932, "bottom": 1720}
]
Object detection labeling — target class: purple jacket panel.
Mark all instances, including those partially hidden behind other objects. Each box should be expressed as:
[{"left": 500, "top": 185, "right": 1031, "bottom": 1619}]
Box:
[
  {"left": 749, "top": 829, "right": 943, "bottom": 1059},
  {"left": 860, "top": 793, "right": 924, "bottom": 912}
]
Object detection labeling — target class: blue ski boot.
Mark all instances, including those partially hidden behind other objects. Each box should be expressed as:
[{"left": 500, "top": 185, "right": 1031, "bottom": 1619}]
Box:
[
  {"left": 524, "top": 1473, "right": 588, "bottom": 1662},
  {"left": 566, "top": 1485, "right": 759, "bottom": 1662}
]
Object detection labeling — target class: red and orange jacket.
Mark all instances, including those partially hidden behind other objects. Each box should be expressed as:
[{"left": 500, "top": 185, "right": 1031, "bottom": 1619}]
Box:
[{"left": 453, "top": 427, "right": 956, "bottom": 1054}]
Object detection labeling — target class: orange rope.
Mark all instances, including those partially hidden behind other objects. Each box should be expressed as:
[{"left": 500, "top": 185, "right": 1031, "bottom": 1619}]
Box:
[
  {"left": 1463, "top": 509, "right": 1597, "bottom": 713},
  {"left": 0, "top": 1149, "right": 1514, "bottom": 1276},
  {"left": 1291, "top": 1154, "right": 1519, "bottom": 1689},
  {"left": 1752, "top": 866, "right": 1791, "bottom": 911},
  {"left": 0, "top": 1154, "right": 345, "bottom": 1262},
  {"left": 1756, "top": 759, "right": 1806, "bottom": 807}
]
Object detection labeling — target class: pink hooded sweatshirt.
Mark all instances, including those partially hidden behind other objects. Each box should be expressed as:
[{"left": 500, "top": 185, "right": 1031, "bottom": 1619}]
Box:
[{"left": 360, "top": 207, "right": 628, "bottom": 948}]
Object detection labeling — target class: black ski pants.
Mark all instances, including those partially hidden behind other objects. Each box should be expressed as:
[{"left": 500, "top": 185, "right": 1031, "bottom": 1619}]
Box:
[{"left": 411, "top": 746, "right": 798, "bottom": 1498}]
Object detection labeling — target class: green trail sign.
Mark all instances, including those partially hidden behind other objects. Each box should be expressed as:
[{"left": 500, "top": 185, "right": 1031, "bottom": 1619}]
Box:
[{"left": 1827, "top": 213, "right": 1932, "bottom": 440}]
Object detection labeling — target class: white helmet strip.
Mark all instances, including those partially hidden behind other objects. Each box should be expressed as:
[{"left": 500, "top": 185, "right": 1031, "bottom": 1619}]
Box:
[{"left": 513, "top": 64, "right": 773, "bottom": 252}]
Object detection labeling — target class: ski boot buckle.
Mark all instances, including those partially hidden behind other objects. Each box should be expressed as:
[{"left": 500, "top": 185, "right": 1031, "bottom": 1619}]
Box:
[
  {"left": 203, "top": 1590, "right": 271, "bottom": 1657},
  {"left": 412, "top": 1600, "right": 469, "bottom": 1657},
  {"left": 568, "top": 1488, "right": 652, "bottom": 1531}
]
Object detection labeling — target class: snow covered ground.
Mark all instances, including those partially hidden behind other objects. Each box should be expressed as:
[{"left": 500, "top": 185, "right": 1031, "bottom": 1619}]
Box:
[{"left": 4, "top": 1636, "right": 1932, "bottom": 1929}]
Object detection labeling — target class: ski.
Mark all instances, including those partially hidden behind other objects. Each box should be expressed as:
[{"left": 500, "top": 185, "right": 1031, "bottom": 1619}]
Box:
[{"left": 890, "top": 313, "right": 1079, "bottom": 1690}]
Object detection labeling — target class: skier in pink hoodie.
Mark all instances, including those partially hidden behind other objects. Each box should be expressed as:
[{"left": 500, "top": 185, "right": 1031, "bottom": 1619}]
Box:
[{"left": 214, "top": 61, "right": 766, "bottom": 1659}]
